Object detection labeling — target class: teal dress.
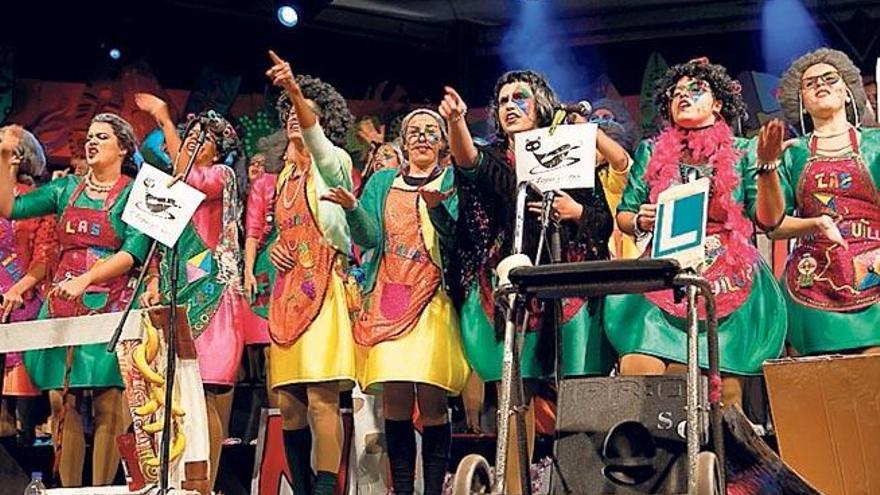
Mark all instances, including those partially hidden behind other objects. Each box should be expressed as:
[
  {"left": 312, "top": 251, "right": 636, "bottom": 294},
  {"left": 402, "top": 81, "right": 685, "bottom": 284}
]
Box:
[
  {"left": 604, "top": 137, "right": 787, "bottom": 375},
  {"left": 778, "top": 128, "right": 880, "bottom": 355},
  {"left": 13, "top": 175, "right": 149, "bottom": 389},
  {"left": 455, "top": 144, "right": 615, "bottom": 382}
]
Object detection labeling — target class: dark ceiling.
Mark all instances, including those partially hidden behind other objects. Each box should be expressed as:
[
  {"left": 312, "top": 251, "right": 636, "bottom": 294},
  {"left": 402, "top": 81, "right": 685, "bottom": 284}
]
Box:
[{"left": 2, "top": 1, "right": 879, "bottom": 102}]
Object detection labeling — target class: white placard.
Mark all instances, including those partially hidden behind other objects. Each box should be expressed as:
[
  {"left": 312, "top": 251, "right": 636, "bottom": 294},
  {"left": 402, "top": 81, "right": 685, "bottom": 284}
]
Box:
[
  {"left": 651, "top": 178, "right": 710, "bottom": 270},
  {"left": 514, "top": 123, "right": 596, "bottom": 192},
  {"left": 122, "top": 163, "right": 206, "bottom": 247}
]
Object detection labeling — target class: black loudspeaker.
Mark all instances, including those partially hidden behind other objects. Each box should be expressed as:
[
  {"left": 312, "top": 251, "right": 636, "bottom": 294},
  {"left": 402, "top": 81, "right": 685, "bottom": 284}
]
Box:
[{"left": 550, "top": 376, "right": 706, "bottom": 494}]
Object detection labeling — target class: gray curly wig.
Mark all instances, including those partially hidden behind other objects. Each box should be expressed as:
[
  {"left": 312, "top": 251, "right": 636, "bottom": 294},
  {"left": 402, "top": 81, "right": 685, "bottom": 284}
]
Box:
[
  {"left": 1, "top": 126, "right": 46, "bottom": 182},
  {"left": 276, "top": 74, "right": 354, "bottom": 149},
  {"left": 779, "top": 48, "right": 869, "bottom": 134},
  {"left": 91, "top": 113, "right": 139, "bottom": 177}
]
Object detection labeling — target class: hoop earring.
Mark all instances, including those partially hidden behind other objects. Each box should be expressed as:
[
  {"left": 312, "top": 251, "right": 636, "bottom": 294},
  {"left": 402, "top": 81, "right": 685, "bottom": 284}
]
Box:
[
  {"left": 798, "top": 94, "right": 807, "bottom": 135},
  {"left": 846, "top": 87, "right": 861, "bottom": 128}
]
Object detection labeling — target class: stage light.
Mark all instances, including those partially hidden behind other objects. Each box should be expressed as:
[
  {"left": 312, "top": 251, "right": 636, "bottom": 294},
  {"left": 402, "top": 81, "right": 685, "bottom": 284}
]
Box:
[
  {"left": 761, "top": 0, "right": 825, "bottom": 75},
  {"left": 277, "top": 5, "right": 299, "bottom": 27},
  {"left": 109, "top": 48, "right": 121, "bottom": 60}
]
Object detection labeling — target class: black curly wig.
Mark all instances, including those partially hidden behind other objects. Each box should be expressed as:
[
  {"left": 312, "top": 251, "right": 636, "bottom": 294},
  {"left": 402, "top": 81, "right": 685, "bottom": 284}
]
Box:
[
  {"left": 653, "top": 60, "right": 747, "bottom": 126},
  {"left": 488, "top": 70, "right": 561, "bottom": 146},
  {"left": 276, "top": 74, "right": 354, "bottom": 149}
]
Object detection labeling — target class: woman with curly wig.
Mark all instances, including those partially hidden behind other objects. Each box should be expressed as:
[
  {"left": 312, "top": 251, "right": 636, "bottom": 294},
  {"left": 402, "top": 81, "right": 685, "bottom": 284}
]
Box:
[
  {"left": 440, "top": 71, "right": 614, "bottom": 493},
  {"left": 137, "top": 94, "right": 246, "bottom": 489},
  {"left": 263, "top": 51, "right": 357, "bottom": 495},
  {"left": 0, "top": 115, "right": 149, "bottom": 487},
  {"left": 323, "top": 108, "right": 469, "bottom": 495},
  {"left": 605, "top": 59, "right": 787, "bottom": 408},
  {"left": 755, "top": 48, "right": 880, "bottom": 356},
  {"left": 0, "top": 127, "right": 56, "bottom": 442}
]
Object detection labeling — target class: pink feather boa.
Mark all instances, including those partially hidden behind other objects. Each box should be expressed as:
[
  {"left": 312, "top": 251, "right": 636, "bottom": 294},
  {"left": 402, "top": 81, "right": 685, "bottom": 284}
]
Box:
[{"left": 645, "top": 120, "right": 758, "bottom": 307}]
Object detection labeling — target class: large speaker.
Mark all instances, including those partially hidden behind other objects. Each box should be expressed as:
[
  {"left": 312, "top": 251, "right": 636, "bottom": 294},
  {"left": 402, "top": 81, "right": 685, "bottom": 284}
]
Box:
[{"left": 550, "top": 376, "right": 706, "bottom": 494}]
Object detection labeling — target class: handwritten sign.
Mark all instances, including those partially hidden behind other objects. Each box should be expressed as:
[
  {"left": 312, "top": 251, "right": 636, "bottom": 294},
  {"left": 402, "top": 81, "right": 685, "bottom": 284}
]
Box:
[
  {"left": 122, "top": 163, "right": 205, "bottom": 247},
  {"left": 652, "top": 178, "right": 710, "bottom": 269},
  {"left": 514, "top": 123, "right": 596, "bottom": 192}
]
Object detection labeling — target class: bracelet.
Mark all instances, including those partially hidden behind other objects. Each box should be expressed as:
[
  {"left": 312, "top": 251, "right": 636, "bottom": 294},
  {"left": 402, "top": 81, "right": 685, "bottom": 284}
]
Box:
[
  {"left": 755, "top": 159, "right": 780, "bottom": 176},
  {"left": 448, "top": 112, "right": 466, "bottom": 123}
]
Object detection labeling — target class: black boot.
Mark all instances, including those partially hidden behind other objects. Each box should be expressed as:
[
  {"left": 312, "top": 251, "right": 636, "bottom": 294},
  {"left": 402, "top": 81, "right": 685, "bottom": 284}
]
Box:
[
  {"left": 421, "top": 423, "right": 451, "bottom": 495},
  {"left": 313, "top": 470, "right": 338, "bottom": 495},
  {"left": 384, "top": 419, "right": 416, "bottom": 495},
  {"left": 283, "top": 427, "right": 314, "bottom": 494}
]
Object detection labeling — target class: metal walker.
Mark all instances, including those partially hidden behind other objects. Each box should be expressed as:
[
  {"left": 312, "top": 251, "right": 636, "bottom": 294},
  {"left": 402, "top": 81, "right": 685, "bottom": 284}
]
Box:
[{"left": 452, "top": 182, "right": 725, "bottom": 495}]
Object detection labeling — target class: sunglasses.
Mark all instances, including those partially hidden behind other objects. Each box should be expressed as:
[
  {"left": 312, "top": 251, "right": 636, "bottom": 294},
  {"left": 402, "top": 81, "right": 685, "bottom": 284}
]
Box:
[
  {"left": 801, "top": 71, "right": 842, "bottom": 92},
  {"left": 666, "top": 80, "right": 712, "bottom": 100}
]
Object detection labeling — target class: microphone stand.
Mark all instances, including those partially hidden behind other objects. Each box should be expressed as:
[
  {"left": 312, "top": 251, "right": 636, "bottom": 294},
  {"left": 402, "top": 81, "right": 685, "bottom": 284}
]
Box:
[{"left": 104, "top": 118, "right": 207, "bottom": 494}]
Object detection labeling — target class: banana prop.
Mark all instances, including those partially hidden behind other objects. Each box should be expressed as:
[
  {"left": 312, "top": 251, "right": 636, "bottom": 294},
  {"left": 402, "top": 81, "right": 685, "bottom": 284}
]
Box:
[{"left": 116, "top": 309, "right": 211, "bottom": 491}]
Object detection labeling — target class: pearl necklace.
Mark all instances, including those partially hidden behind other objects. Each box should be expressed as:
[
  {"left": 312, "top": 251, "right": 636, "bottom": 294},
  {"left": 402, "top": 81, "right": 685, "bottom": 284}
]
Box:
[{"left": 85, "top": 172, "right": 114, "bottom": 194}]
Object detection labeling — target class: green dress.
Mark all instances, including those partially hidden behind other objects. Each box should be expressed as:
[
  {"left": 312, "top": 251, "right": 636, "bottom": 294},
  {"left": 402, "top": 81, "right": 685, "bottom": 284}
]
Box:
[
  {"left": 778, "top": 128, "right": 880, "bottom": 355},
  {"left": 13, "top": 175, "right": 149, "bottom": 389},
  {"left": 604, "top": 137, "right": 787, "bottom": 375}
]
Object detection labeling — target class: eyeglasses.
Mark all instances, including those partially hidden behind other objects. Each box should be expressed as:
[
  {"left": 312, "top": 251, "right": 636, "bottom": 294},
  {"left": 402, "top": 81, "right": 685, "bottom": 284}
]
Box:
[
  {"left": 666, "top": 80, "right": 712, "bottom": 100},
  {"left": 404, "top": 127, "right": 441, "bottom": 144},
  {"left": 589, "top": 114, "right": 617, "bottom": 124},
  {"left": 801, "top": 71, "right": 842, "bottom": 91}
]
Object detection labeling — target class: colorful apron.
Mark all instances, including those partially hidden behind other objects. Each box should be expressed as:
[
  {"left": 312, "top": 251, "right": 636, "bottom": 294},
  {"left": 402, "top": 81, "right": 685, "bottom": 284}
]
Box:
[
  {"left": 268, "top": 169, "right": 335, "bottom": 346},
  {"left": 159, "top": 225, "right": 225, "bottom": 340},
  {"left": 645, "top": 164, "right": 757, "bottom": 319},
  {"left": 49, "top": 177, "right": 135, "bottom": 319},
  {"left": 786, "top": 129, "right": 880, "bottom": 311},
  {"left": 354, "top": 187, "right": 441, "bottom": 346},
  {"left": 1, "top": 205, "right": 42, "bottom": 396}
]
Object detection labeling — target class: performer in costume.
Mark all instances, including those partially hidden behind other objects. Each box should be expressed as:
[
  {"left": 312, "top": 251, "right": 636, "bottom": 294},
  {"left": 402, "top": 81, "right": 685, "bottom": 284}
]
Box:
[
  {"left": 136, "top": 93, "right": 246, "bottom": 490},
  {"left": 439, "top": 71, "right": 614, "bottom": 492},
  {"left": 265, "top": 51, "right": 357, "bottom": 495},
  {"left": 589, "top": 98, "right": 642, "bottom": 259},
  {"left": 324, "top": 108, "right": 470, "bottom": 495},
  {"left": 605, "top": 59, "right": 787, "bottom": 408},
  {"left": 0, "top": 115, "right": 149, "bottom": 487},
  {"left": 242, "top": 133, "right": 291, "bottom": 408},
  {"left": 0, "top": 127, "right": 55, "bottom": 442},
  {"left": 756, "top": 48, "right": 880, "bottom": 355}
]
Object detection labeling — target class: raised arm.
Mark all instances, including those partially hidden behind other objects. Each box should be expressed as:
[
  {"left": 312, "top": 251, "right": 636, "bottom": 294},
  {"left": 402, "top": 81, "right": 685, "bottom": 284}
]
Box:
[
  {"left": 135, "top": 93, "right": 182, "bottom": 167},
  {"left": 596, "top": 128, "right": 631, "bottom": 173},
  {"left": 266, "top": 50, "right": 352, "bottom": 189},
  {"left": 439, "top": 86, "right": 478, "bottom": 168},
  {"left": 754, "top": 119, "right": 787, "bottom": 230}
]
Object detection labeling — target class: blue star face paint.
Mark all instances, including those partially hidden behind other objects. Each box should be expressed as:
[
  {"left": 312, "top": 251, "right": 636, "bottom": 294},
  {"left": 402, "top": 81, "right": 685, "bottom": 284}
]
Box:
[{"left": 498, "top": 82, "right": 538, "bottom": 136}]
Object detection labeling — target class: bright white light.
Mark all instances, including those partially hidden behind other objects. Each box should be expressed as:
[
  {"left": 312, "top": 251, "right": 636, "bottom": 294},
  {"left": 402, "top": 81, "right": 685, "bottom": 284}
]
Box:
[
  {"left": 277, "top": 5, "right": 299, "bottom": 27},
  {"left": 109, "top": 48, "right": 121, "bottom": 60}
]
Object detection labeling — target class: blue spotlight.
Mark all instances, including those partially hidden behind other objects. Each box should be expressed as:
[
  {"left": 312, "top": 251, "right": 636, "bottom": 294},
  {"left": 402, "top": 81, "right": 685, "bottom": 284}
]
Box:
[
  {"left": 109, "top": 48, "right": 121, "bottom": 60},
  {"left": 500, "top": 0, "right": 583, "bottom": 101},
  {"left": 761, "top": 0, "right": 825, "bottom": 75},
  {"left": 277, "top": 5, "right": 299, "bottom": 27}
]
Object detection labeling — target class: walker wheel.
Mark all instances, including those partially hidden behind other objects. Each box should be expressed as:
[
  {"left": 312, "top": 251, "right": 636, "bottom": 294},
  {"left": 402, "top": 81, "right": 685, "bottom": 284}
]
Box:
[
  {"left": 453, "top": 454, "right": 492, "bottom": 495},
  {"left": 695, "top": 451, "right": 723, "bottom": 495}
]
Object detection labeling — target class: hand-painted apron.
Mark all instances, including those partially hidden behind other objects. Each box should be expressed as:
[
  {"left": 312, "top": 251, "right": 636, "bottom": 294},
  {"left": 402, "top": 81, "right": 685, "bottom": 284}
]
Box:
[
  {"left": 644, "top": 163, "right": 757, "bottom": 320},
  {"left": 786, "top": 128, "right": 880, "bottom": 310},
  {"left": 49, "top": 177, "right": 134, "bottom": 319},
  {"left": 0, "top": 212, "right": 41, "bottom": 396},
  {"left": 354, "top": 187, "right": 441, "bottom": 346},
  {"left": 268, "top": 169, "right": 335, "bottom": 346}
]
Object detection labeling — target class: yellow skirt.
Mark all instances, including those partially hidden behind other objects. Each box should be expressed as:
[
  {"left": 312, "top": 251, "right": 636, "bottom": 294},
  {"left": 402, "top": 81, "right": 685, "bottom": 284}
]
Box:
[
  {"left": 357, "top": 290, "right": 470, "bottom": 395},
  {"left": 268, "top": 272, "right": 357, "bottom": 389}
]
